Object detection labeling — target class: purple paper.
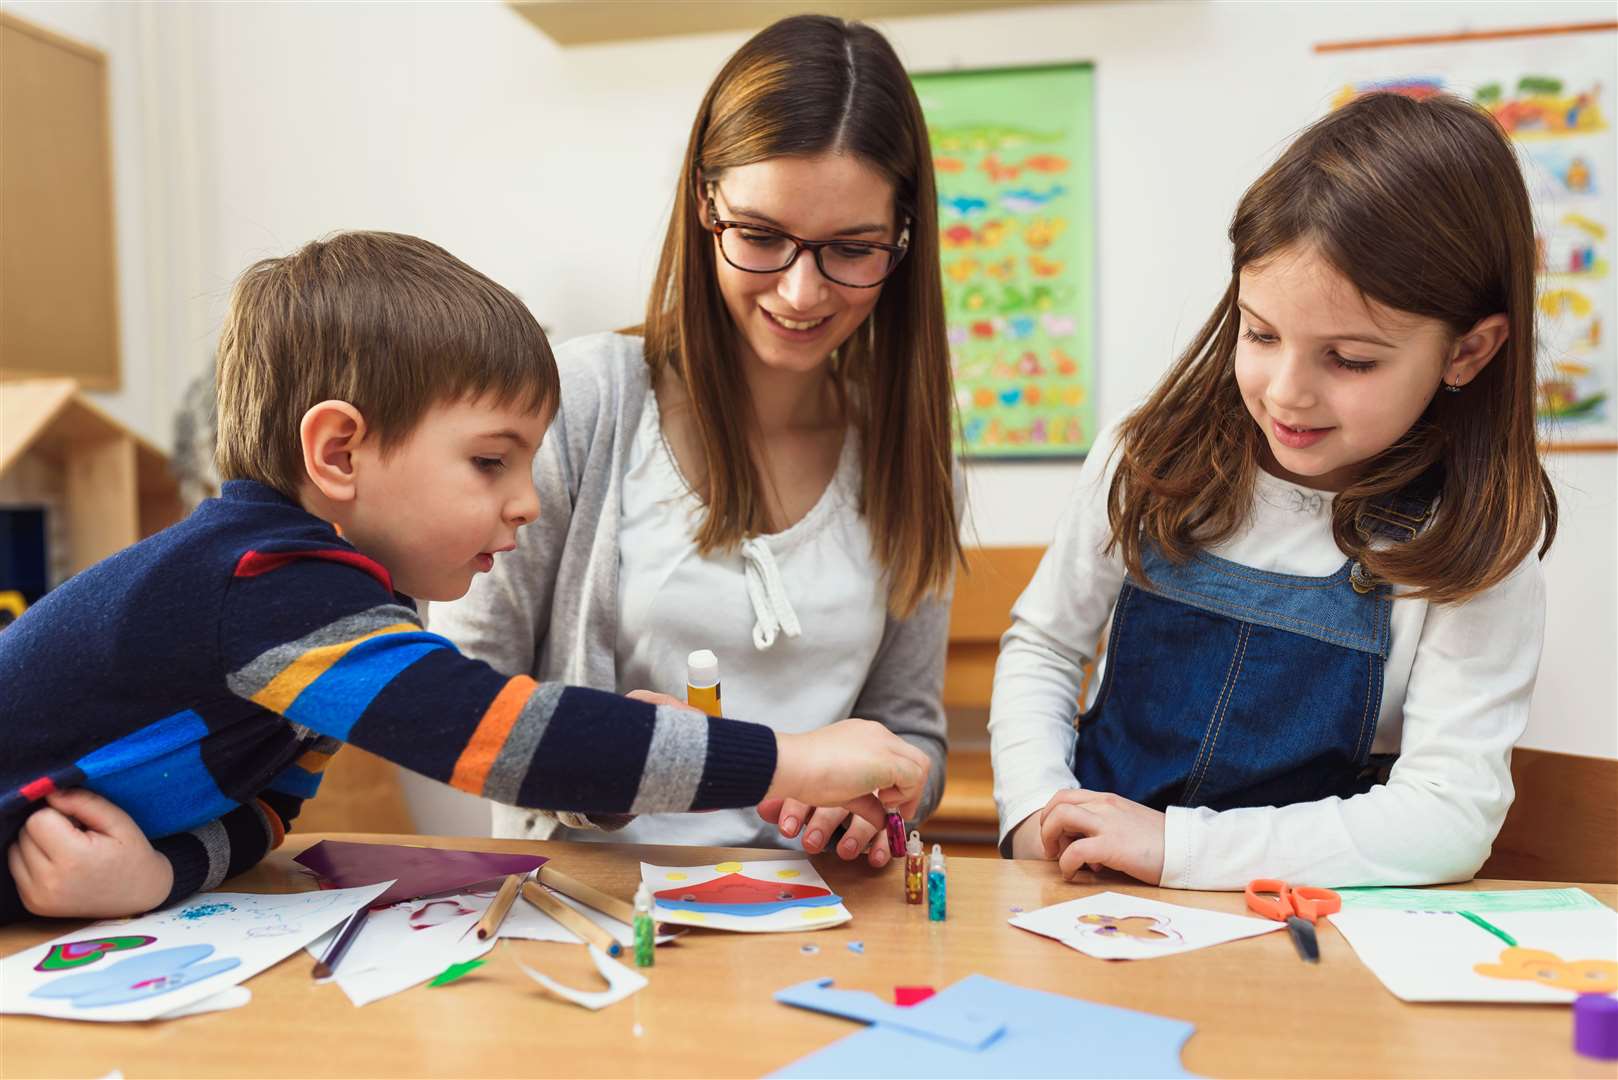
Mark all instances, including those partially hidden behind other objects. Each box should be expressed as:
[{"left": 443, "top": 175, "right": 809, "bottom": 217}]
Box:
[{"left": 294, "top": 840, "right": 546, "bottom": 907}]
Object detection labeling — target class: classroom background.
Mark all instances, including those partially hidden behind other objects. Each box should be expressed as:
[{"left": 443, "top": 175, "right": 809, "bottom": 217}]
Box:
[{"left": 1, "top": 0, "right": 1612, "bottom": 839}]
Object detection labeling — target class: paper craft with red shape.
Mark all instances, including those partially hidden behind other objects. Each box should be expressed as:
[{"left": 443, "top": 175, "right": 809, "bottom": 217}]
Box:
[
  {"left": 294, "top": 840, "right": 546, "bottom": 908},
  {"left": 35, "top": 936, "right": 156, "bottom": 973},
  {"left": 654, "top": 873, "right": 842, "bottom": 916}
]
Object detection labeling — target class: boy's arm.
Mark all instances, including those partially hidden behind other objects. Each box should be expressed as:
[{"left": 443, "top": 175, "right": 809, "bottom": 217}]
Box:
[
  {"left": 221, "top": 558, "right": 778, "bottom": 816},
  {"left": 150, "top": 791, "right": 300, "bottom": 906}
]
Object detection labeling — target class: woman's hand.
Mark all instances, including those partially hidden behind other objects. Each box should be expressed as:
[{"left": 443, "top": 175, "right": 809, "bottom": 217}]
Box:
[
  {"left": 757, "top": 798, "right": 893, "bottom": 866},
  {"left": 1038, "top": 788, "right": 1166, "bottom": 885}
]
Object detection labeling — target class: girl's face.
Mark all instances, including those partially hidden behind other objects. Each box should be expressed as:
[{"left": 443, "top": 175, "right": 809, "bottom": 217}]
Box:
[
  {"left": 1234, "top": 242, "right": 1496, "bottom": 492},
  {"left": 706, "top": 153, "right": 898, "bottom": 378}
]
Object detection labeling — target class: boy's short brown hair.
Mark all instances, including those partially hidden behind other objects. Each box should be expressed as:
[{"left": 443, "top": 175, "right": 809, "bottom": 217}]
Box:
[{"left": 215, "top": 231, "right": 557, "bottom": 497}]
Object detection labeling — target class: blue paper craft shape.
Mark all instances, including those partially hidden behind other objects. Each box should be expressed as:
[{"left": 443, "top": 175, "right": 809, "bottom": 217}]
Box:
[
  {"left": 29, "top": 945, "right": 241, "bottom": 1009},
  {"left": 770, "top": 974, "right": 1199, "bottom": 1078}
]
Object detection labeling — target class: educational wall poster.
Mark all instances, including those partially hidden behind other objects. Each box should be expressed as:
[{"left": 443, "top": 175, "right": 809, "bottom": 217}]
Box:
[
  {"left": 1317, "top": 22, "right": 1618, "bottom": 448},
  {"left": 912, "top": 63, "right": 1097, "bottom": 459}
]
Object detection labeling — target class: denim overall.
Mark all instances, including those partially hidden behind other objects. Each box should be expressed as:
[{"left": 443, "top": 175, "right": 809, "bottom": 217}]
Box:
[{"left": 1074, "top": 494, "right": 1428, "bottom": 812}]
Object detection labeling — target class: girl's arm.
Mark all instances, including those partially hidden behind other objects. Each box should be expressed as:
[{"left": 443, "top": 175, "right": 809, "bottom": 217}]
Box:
[
  {"left": 989, "top": 427, "right": 1127, "bottom": 856},
  {"left": 1160, "top": 553, "right": 1545, "bottom": 889}
]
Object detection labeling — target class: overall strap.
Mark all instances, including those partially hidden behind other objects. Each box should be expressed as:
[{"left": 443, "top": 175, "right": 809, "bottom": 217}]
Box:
[{"left": 1349, "top": 470, "right": 1440, "bottom": 594}]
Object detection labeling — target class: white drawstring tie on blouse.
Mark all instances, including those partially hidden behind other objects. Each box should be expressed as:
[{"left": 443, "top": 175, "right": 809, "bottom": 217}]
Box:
[{"left": 741, "top": 537, "right": 801, "bottom": 650}]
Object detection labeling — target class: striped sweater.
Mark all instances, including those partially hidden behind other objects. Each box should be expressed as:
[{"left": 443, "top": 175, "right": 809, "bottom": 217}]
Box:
[{"left": 0, "top": 480, "right": 777, "bottom": 923}]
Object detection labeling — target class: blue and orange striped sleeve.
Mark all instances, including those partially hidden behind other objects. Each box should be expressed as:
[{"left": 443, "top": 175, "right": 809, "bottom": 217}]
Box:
[{"left": 218, "top": 552, "right": 777, "bottom": 814}]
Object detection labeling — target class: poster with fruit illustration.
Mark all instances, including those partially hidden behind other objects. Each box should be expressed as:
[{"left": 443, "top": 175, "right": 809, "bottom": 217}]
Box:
[
  {"left": 1317, "top": 23, "right": 1617, "bottom": 447},
  {"left": 912, "top": 63, "right": 1096, "bottom": 458},
  {"left": 641, "top": 858, "right": 851, "bottom": 932}
]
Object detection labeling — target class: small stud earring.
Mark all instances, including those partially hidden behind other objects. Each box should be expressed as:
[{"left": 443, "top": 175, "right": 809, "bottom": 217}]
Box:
[{"left": 1441, "top": 380, "right": 1463, "bottom": 393}]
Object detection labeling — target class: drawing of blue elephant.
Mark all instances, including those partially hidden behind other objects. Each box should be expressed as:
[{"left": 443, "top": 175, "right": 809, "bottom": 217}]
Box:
[{"left": 30, "top": 944, "right": 240, "bottom": 1008}]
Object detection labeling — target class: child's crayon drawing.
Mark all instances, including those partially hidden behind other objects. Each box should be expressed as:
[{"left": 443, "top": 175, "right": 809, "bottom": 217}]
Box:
[
  {"left": 1075, "top": 913, "right": 1183, "bottom": 945},
  {"left": 29, "top": 945, "right": 240, "bottom": 1009}
]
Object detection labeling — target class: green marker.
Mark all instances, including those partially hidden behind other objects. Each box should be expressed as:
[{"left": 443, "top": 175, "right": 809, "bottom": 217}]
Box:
[{"left": 1458, "top": 910, "right": 1517, "bottom": 947}]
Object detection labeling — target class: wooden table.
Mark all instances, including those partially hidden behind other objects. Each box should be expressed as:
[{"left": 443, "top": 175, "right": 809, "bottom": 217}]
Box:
[{"left": 2, "top": 834, "right": 1612, "bottom": 1078}]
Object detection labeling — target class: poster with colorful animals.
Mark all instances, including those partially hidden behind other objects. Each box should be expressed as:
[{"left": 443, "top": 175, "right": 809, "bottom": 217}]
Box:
[
  {"left": 640, "top": 858, "right": 851, "bottom": 933},
  {"left": 1317, "top": 24, "right": 1618, "bottom": 446},
  {"left": 912, "top": 63, "right": 1096, "bottom": 458},
  {"left": 1009, "top": 891, "right": 1280, "bottom": 960},
  {"left": 0, "top": 882, "right": 388, "bottom": 1021},
  {"left": 1329, "top": 906, "right": 1618, "bottom": 1002}
]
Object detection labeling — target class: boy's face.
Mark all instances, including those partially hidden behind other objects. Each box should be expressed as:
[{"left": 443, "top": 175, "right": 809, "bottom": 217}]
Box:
[{"left": 344, "top": 394, "right": 548, "bottom": 601}]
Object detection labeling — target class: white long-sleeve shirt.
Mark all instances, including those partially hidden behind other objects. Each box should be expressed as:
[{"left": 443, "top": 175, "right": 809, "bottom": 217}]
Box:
[{"left": 990, "top": 422, "right": 1546, "bottom": 890}]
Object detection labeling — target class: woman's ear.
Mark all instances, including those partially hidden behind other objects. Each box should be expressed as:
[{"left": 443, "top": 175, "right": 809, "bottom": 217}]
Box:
[
  {"left": 299, "top": 400, "right": 367, "bottom": 503},
  {"left": 1443, "top": 313, "right": 1509, "bottom": 390}
]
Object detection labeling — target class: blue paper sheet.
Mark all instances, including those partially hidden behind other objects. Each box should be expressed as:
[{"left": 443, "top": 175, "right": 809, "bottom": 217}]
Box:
[{"left": 770, "top": 974, "right": 1199, "bottom": 1079}]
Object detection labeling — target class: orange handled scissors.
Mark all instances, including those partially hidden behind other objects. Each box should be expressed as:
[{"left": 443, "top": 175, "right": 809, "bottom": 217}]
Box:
[{"left": 1246, "top": 879, "right": 1341, "bottom": 963}]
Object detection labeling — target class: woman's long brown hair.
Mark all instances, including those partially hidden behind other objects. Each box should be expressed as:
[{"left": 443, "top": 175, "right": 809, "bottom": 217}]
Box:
[
  {"left": 641, "top": 14, "right": 959, "bottom": 618},
  {"left": 1107, "top": 92, "right": 1557, "bottom": 604}
]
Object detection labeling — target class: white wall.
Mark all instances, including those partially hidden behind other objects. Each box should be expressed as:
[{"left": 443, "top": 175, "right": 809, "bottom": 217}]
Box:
[{"left": 7, "top": 0, "right": 1612, "bottom": 832}]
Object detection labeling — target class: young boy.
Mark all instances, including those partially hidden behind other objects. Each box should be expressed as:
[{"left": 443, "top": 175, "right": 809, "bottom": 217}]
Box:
[{"left": 0, "top": 231, "right": 929, "bottom": 923}]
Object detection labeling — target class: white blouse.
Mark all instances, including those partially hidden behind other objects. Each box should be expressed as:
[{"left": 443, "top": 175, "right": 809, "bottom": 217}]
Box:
[
  {"left": 990, "top": 420, "right": 1546, "bottom": 889},
  {"left": 556, "top": 390, "right": 889, "bottom": 849}
]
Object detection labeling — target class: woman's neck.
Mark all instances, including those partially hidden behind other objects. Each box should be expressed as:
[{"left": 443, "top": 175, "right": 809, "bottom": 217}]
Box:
[{"left": 737, "top": 344, "right": 843, "bottom": 435}]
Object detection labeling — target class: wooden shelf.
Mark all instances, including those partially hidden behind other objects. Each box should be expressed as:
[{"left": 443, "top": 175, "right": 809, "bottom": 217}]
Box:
[{"left": 507, "top": 0, "right": 1079, "bottom": 47}]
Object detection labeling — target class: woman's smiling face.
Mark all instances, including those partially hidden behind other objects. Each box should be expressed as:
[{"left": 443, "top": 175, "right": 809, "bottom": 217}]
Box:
[{"left": 706, "top": 153, "right": 898, "bottom": 377}]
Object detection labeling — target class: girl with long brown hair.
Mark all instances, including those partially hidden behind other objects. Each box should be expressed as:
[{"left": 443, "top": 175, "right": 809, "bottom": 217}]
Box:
[
  {"left": 435, "top": 15, "right": 959, "bottom": 863},
  {"left": 990, "top": 92, "right": 1557, "bottom": 890}
]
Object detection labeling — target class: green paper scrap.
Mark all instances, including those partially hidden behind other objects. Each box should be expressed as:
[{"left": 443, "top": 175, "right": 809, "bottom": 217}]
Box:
[
  {"left": 428, "top": 958, "right": 487, "bottom": 988},
  {"left": 1334, "top": 887, "right": 1604, "bottom": 913}
]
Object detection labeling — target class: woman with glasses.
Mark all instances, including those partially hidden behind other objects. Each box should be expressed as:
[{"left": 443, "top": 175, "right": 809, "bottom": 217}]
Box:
[{"left": 433, "top": 14, "right": 959, "bottom": 865}]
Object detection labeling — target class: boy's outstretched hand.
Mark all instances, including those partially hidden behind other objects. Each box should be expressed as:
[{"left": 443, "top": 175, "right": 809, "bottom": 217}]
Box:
[
  {"left": 7, "top": 789, "right": 173, "bottom": 918},
  {"left": 767, "top": 719, "right": 929, "bottom": 827},
  {"left": 1039, "top": 788, "right": 1166, "bottom": 885}
]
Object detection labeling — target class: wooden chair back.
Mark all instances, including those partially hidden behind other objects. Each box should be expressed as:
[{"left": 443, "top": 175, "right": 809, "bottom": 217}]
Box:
[{"left": 1479, "top": 748, "right": 1617, "bottom": 884}]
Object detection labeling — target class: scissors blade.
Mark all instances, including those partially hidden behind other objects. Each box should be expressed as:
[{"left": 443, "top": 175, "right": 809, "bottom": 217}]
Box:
[{"left": 1285, "top": 915, "right": 1320, "bottom": 962}]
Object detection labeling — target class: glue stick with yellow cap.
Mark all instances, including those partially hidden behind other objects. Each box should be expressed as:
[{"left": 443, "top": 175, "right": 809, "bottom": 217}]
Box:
[{"left": 687, "top": 650, "right": 722, "bottom": 716}]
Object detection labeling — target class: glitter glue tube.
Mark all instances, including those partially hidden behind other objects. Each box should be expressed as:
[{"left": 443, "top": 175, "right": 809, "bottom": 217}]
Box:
[
  {"left": 885, "top": 809, "right": 906, "bottom": 857},
  {"left": 632, "top": 882, "right": 655, "bottom": 968},
  {"left": 904, "top": 831, "right": 925, "bottom": 905},
  {"left": 927, "top": 843, "right": 946, "bottom": 921},
  {"left": 686, "top": 650, "right": 721, "bottom": 716}
]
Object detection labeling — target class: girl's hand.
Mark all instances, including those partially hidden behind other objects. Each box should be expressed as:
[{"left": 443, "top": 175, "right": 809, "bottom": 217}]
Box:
[
  {"left": 7, "top": 790, "right": 173, "bottom": 918},
  {"left": 1038, "top": 789, "right": 1166, "bottom": 885},
  {"left": 1005, "top": 811, "right": 1047, "bottom": 860},
  {"left": 757, "top": 799, "right": 893, "bottom": 866}
]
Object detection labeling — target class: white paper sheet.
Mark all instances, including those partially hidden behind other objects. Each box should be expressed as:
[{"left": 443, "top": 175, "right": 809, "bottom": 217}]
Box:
[
  {"left": 1010, "top": 891, "right": 1282, "bottom": 960},
  {"left": 1, "top": 883, "right": 389, "bottom": 1022},
  {"left": 304, "top": 893, "right": 494, "bottom": 1007},
  {"left": 517, "top": 945, "right": 647, "bottom": 1010},
  {"left": 640, "top": 859, "right": 851, "bottom": 933},
  {"left": 1329, "top": 907, "right": 1618, "bottom": 1002}
]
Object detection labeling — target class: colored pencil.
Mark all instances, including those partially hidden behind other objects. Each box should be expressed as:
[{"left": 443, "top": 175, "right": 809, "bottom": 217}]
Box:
[
  {"left": 475, "top": 873, "right": 525, "bottom": 940},
  {"left": 311, "top": 906, "right": 369, "bottom": 979},
  {"left": 520, "top": 881, "right": 623, "bottom": 956},
  {"left": 536, "top": 864, "right": 637, "bottom": 925},
  {"left": 1458, "top": 909, "right": 1518, "bottom": 947}
]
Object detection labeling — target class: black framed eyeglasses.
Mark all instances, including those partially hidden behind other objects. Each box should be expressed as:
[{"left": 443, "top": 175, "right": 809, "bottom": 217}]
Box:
[{"left": 705, "top": 190, "right": 909, "bottom": 289}]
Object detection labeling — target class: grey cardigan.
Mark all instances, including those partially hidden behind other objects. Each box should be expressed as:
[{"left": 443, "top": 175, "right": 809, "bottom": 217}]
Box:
[{"left": 430, "top": 332, "right": 952, "bottom": 839}]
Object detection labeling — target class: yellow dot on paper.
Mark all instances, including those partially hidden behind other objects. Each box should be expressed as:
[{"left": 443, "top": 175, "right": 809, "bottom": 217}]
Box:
[
  {"left": 664, "top": 872, "right": 688, "bottom": 881},
  {"left": 676, "top": 910, "right": 706, "bottom": 922},
  {"left": 774, "top": 869, "right": 801, "bottom": 879},
  {"left": 714, "top": 861, "right": 743, "bottom": 873},
  {"left": 800, "top": 907, "right": 837, "bottom": 921}
]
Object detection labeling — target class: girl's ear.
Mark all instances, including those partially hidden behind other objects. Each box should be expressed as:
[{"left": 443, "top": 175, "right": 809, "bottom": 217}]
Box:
[
  {"left": 1443, "top": 313, "right": 1509, "bottom": 390},
  {"left": 299, "top": 400, "right": 367, "bottom": 503}
]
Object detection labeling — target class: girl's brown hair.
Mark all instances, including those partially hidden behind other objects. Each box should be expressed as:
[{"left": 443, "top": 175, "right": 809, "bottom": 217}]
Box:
[
  {"left": 642, "top": 14, "right": 959, "bottom": 617},
  {"left": 1107, "top": 92, "right": 1557, "bottom": 604}
]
